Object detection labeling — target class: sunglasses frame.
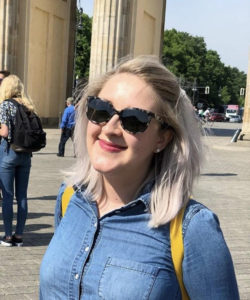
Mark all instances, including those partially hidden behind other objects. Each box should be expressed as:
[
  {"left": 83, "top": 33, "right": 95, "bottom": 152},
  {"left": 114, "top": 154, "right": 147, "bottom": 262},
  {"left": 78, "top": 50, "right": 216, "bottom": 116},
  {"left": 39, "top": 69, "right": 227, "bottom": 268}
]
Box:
[{"left": 86, "top": 96, "right": 169, "bottom": 134}]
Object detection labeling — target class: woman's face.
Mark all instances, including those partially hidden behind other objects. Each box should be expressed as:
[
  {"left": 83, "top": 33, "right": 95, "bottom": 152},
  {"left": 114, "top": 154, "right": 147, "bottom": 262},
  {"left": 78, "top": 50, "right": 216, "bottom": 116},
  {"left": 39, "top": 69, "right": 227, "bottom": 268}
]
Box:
[{"left": 86, "top": 73, "right": 170, "bottom": 179}]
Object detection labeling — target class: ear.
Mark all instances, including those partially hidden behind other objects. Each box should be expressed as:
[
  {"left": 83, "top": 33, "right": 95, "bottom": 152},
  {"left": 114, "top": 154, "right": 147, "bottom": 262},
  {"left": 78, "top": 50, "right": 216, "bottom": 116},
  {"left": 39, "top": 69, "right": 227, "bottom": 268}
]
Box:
[{"left": 154, "top": 129, "right": 173, "bottom": 153}]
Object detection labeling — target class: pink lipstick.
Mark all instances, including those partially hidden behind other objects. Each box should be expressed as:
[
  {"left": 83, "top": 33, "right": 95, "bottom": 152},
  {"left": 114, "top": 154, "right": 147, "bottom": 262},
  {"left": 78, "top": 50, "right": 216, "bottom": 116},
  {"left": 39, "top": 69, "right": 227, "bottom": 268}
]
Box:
[{"left": 99, "top": 139, "right": 126, "bottom": 152}]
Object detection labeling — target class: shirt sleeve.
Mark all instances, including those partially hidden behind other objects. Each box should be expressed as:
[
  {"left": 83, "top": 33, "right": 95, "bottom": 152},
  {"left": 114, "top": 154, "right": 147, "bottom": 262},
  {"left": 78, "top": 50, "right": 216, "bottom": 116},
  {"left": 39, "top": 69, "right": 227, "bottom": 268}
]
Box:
[
  {"left": 0, "top": 102, "right": 10, "bottom": 125},
  {"left": 182, "top": 209, "right": 239, "bottom": 299},
  {"left": 60, "top": 107, "right": 69, "bottom": 128}
]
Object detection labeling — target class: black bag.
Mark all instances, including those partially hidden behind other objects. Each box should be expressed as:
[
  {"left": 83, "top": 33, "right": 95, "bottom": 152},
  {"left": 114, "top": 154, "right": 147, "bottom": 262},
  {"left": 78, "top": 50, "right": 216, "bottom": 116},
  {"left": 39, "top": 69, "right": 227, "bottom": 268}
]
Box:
[{"left": 6, "top": 99, "right": 46, "bottom": 152}]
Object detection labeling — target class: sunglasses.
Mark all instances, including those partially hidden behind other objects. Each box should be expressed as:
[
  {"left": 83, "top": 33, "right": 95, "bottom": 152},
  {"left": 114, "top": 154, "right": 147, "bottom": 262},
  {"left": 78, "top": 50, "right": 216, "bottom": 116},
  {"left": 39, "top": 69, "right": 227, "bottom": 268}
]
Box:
[{"left": 86, "top": 96, "right": 169, "bottom": 134}]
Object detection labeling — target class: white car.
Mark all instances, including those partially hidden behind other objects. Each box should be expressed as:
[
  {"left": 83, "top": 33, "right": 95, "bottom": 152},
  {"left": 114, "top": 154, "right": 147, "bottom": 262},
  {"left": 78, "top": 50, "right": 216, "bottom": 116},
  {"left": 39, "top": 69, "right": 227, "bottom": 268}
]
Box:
[{"left": 229, "top": 115, "right": 242, "bottom": 123}]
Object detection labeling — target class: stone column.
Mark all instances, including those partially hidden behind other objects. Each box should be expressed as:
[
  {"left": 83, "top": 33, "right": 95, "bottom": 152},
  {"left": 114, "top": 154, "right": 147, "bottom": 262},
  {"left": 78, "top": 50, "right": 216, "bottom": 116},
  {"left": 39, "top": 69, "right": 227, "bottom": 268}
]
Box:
[
  {"left": 89, "top": 0, "right": 132, "bottom": 80},
  {"left": 89, "top": 0, "right": 166, "bottom": 81},
  {"left": 0, "top": 0, "right": 18, "bottom": 72},
  {"left": 240, "top": 50, "right": 250, "bottom": 140}
]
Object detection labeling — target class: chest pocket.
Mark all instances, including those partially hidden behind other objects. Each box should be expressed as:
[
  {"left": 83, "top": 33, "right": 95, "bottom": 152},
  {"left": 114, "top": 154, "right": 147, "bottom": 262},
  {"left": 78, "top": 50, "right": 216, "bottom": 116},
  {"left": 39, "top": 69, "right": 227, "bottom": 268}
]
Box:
[{"left": 98, "top": 257, "right": 159, "bottom": 300}]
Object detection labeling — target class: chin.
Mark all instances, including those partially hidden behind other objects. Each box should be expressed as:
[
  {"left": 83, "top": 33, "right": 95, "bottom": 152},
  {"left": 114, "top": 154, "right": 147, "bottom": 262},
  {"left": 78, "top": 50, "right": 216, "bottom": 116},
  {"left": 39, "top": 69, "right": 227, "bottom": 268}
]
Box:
[{"left": 92, "top": 161, "right": 123, "bottom": 176}]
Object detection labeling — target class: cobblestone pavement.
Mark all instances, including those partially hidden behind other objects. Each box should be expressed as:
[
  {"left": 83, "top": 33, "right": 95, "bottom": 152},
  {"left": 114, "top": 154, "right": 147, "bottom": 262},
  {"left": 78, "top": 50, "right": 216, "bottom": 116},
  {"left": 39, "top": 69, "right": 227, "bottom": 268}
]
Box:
[{"left": 0, "top": 123, "right": 249, "bottom": 299}]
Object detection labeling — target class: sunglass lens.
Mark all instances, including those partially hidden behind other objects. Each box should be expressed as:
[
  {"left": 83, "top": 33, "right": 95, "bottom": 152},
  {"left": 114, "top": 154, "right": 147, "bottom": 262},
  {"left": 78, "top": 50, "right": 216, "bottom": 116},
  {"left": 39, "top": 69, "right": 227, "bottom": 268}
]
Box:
[
  {"left": 121, "top": 110, "right": 149, "bottom": 133},
  {"left": 87, "top": 97, "right": 111, "bottom": 123}
]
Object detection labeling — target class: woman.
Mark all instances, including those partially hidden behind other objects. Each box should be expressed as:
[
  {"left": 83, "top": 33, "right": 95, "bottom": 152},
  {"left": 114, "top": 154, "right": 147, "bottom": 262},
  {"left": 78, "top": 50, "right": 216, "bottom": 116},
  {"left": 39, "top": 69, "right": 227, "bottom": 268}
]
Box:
[
  {"left": 0, "top": 75, "right": 35, "bottom": 247},
  {"left": 40, "top": 56, "right": 239, "bottom": 299}
]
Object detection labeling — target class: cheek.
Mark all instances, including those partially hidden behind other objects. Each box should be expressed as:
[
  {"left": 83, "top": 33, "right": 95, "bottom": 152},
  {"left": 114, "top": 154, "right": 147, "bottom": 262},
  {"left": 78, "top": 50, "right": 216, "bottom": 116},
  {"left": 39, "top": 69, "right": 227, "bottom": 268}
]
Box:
[
  {"left": 87, "top": 122, "right": 100, "bottom": 138},
  {"left": 127, "top": 132, "right": 156, "bottom": 157},
  {"left": 86, "top": 122, "right": 101, "bottom": 149}
]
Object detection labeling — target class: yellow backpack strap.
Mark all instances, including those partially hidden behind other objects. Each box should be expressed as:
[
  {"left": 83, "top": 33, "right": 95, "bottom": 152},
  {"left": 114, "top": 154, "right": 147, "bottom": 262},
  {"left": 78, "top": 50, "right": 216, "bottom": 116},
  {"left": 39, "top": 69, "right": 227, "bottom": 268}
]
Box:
[
  {"left": 170, "top": 206, "right": 189, "bottom": 300},
  {"left": 61, "top": 186, "right": 75, "bottom": 217}
]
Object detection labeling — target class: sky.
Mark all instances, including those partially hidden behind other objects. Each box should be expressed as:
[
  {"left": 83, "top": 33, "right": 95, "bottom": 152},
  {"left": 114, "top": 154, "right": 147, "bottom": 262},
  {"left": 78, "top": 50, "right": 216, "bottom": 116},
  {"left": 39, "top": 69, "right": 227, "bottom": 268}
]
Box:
[{"left": 78, "top": 0, "right": 250, "bottom": 73}]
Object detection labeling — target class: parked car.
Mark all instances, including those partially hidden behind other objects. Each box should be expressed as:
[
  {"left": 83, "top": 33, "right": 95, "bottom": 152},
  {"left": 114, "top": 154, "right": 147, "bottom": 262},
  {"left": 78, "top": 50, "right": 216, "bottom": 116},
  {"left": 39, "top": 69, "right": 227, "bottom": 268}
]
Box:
[
  {"left": 229, "top": 115, "right": 242, "bottom": 123},
  {"left": 208, "top": 113, "right": 225, "bottom": 122}
]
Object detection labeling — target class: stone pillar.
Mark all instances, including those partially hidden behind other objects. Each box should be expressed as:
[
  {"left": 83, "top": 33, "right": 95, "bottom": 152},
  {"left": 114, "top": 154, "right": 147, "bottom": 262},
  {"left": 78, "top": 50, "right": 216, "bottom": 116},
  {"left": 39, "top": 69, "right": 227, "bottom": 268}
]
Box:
[
  {"left": 0, "top": 0, "right": 18, "bottom": 72},
  {"left": 240, "top": 50, "right": 250, "bottom": 140},
  {"left": 89, "top": 0, "right": 166, "bottom": 80},
  {"left": 89, "top": 0, "right": 132, "bottom": 80}
]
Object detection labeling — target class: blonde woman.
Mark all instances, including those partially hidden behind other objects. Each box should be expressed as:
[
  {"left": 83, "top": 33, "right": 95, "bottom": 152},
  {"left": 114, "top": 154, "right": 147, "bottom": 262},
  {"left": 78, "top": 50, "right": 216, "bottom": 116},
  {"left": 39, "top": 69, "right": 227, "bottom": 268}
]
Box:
[
  {"left": 0, "top": 75, "right": 35, "bottom": 247},
  {"left": 40, "top": 56, "right": 239, "bottom": 299}
]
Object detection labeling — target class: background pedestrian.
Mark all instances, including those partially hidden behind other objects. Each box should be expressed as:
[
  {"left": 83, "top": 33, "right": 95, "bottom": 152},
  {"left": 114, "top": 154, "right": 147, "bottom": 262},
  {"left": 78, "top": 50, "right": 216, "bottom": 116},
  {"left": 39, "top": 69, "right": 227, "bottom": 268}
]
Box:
[
  {"left": 57, "top": 97, "right": 75, "bottom": 157},
  {"left": 0, "top": 75, "right": 35, "bottom": 247},
  {"left": 0, "top": 70, "right": 10, "bottom": 86}
]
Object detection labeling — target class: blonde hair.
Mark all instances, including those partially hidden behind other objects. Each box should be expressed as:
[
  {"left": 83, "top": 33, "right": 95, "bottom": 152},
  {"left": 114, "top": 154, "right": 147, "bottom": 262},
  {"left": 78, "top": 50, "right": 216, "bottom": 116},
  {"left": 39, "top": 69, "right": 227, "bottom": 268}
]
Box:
[
  {"left": 0, "top": 75, "right": 35, "bottom": 111},
  {"left": 66, "top": 55, "right": 204, "bottom": 227}
]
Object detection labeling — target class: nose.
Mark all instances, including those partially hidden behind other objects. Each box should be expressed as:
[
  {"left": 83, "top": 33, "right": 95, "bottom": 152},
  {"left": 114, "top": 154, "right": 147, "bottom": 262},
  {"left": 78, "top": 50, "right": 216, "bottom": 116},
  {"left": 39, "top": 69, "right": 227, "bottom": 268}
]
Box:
[{"left": 102, "top": 114, "right": 123, "bottom": 136}]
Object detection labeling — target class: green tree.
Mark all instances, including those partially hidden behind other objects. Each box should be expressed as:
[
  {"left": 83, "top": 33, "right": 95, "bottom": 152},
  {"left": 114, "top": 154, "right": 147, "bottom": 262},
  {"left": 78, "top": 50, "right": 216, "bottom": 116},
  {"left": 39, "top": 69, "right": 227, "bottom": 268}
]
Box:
[
  {"left": 220, "top": 86, "right": 231, "bottom": 105},
  {"left": 163, "top": 29, "right": 206, "bottom": 83},
  {"left": 162, "top": 29, "right": 247, "bottom": 108},
  {"left": 200, "top": 50, "right": 225, "bottom": 107},
  {"left": 75, "top": 10, "right": 92, "bottom": 81}
]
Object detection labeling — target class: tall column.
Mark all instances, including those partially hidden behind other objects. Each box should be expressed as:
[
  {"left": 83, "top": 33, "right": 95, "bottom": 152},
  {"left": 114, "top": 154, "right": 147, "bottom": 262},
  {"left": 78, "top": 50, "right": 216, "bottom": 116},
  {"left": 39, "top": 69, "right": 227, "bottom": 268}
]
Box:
[
  {"left": 0, "top": 0, "right": 18, "bottom": 72},
  {"left": 89, "top": 0, "right": 132, "bottom": 80},
  {"left": 89, "top": 0, "right": 166, "bottom": 80},
  {"left": 240, "top": 50, "right": 250, "bottom": 140}
]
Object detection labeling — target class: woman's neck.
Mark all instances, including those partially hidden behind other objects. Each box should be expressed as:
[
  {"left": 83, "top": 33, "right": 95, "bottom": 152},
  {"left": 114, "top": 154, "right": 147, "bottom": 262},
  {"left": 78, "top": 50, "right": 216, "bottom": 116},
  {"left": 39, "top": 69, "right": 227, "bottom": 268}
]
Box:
[{"left": 97, "top": 174, "right": 145, "bottom": 217}]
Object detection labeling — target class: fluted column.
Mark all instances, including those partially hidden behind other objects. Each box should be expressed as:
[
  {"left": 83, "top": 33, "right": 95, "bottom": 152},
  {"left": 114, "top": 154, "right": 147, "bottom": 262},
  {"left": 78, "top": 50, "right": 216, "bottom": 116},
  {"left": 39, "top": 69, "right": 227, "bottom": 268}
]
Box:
[
  {"left": 0, "top": 0, "right": 18, "bottom": 72},
  {"left": 89, "top": 0, "right": 132, "bottom": 80},
  {"left": 240, "top": 50, "right": 250, "bottom": 140},
  {"left": 89, "top": 0, "right": 166, "bottom": 81}
]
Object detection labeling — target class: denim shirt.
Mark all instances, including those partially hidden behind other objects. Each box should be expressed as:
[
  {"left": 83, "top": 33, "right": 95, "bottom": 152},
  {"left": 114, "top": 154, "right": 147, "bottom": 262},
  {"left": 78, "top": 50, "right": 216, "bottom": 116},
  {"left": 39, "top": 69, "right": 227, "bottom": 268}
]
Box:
[{"left": 40, "top": 184, "right": 239, "bottom": 300}]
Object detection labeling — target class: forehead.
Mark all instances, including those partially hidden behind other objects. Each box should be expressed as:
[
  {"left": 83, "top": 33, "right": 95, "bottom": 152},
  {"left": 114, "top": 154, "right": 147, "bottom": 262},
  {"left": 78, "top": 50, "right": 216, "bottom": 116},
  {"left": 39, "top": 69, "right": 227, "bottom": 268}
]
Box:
[{"left": 99, "top": 73, "right": 158, "bottom": 111}]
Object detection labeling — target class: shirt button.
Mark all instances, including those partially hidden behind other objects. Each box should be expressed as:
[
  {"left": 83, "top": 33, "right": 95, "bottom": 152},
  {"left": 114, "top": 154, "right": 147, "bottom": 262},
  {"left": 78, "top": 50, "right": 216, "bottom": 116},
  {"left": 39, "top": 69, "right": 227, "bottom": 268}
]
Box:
[
  {"left": 85, "top": 246, "right": 89, "bottom": 252},
  {"left": 94, "top": 222, "right": 97, "bottom": 227},
  {"left": 75, "top": 273, "right": 79, "bottom": 280}
]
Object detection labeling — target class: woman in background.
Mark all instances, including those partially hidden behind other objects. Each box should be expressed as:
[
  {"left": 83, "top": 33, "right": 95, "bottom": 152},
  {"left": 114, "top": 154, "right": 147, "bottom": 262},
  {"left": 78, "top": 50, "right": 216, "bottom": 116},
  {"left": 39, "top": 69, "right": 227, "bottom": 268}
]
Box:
[{"left": 0, "top": 75, "right": 35, "bottom": 247}]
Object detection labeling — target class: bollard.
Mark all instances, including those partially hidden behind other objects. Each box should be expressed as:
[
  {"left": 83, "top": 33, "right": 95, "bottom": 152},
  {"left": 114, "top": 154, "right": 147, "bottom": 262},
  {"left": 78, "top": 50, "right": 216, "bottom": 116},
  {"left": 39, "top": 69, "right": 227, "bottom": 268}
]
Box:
[{"left": 231, "top": 128, "right": 242, "bottom": 143}]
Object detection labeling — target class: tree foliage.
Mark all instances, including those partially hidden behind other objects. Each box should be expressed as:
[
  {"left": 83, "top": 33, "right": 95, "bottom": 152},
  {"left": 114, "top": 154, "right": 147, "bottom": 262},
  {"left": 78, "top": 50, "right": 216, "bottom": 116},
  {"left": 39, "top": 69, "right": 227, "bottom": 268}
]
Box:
[
  {"left": 75, "top": 10, "right": 92, "bottom": 81},
  {"left": 74, "top": 21, "right": 247, "bottom": 109},
  {"left": 162, "top": 29, "right": 247, "bottom": 108}
]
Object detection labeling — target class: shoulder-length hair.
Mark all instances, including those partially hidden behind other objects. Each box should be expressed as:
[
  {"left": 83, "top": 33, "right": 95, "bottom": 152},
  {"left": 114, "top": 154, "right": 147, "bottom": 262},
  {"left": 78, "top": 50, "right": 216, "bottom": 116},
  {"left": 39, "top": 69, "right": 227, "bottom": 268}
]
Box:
[
  {"left": 66, "top": 55, "right": 204, "bottom": 227},
  {"left": 0, "top": 74, "right": 35, "bottom": 111}
]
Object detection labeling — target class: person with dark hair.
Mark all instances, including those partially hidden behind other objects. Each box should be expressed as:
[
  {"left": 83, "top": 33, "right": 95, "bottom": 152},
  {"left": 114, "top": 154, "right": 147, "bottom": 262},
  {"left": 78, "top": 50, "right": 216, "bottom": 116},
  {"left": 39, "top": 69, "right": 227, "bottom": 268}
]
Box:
[
  {"left": 40, "top": 56, "right": 239, "bottom": 299},
  {"left": 0, "top": 70, "right": 10, "bottom": 85},
  {"left": 57, "top": 97, "right": 75, "bottom": 157}
]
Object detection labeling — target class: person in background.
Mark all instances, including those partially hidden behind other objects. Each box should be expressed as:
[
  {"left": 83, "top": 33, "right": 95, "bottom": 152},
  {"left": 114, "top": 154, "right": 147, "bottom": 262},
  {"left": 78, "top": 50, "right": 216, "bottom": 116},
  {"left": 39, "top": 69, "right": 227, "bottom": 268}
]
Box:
[
  {"left": 57, "top": 97, "right": 75, "bottom": 157},
  {"left": 40, "top": 56, "right": 239, "bottom": 299},
  {"left": 203, "top": 108, "right": 210, "bottom": 121},
  {"left": 0, "top": 70, "right": 10, "bottom": 85},
  {"left": 0, "top": 75, "right": 35, "bottom": 247},
  {"left": 0, "top": 71, "right": 10, "bottom": 200}
]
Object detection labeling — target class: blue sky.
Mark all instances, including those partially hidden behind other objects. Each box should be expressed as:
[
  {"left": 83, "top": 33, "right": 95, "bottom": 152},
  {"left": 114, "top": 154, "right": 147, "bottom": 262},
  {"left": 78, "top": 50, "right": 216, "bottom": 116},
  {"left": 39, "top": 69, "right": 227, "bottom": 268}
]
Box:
[{"left": 78, "top": 0, "right": 250, "bottom": 73}]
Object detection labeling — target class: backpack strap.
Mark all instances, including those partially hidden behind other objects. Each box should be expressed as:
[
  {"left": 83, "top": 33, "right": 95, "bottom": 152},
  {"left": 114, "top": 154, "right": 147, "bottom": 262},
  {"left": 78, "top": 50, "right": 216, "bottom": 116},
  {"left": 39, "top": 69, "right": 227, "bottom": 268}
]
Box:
[
  {"left": 61, "top": 186, "right": 75, "bottom": 217},
  {"left": 170, "top": 206, "right": 189, "bottom": 300}
]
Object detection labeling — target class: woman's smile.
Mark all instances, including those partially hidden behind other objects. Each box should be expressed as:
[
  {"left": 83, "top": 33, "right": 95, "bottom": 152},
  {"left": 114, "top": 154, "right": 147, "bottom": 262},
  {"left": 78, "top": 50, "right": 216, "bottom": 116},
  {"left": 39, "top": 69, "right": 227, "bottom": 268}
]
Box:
[{"left": 98, "top": 139, "right": 127, "bottom": 152}]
